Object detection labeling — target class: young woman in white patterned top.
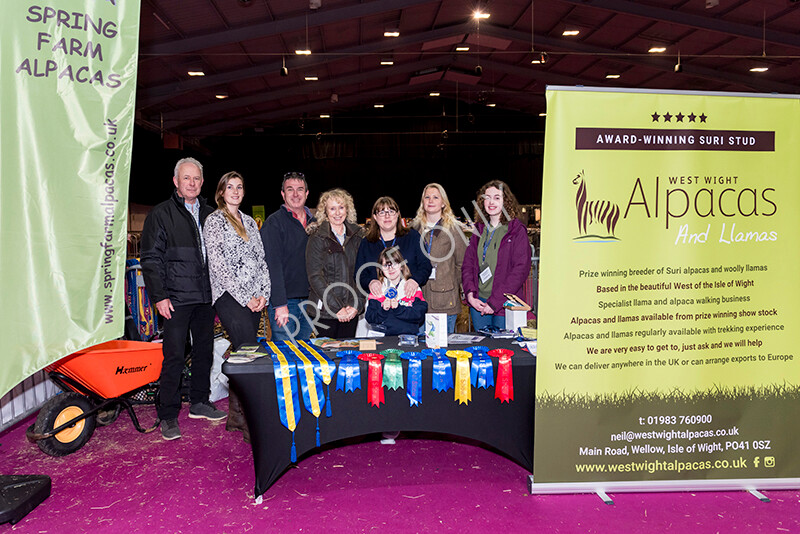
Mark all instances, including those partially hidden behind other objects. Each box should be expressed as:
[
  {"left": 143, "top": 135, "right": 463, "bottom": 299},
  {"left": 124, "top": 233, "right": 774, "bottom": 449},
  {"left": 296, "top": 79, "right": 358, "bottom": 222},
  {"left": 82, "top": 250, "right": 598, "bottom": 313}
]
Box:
[
  {"left": 204, "top": 171, "right": 271, "bottom": 348},
  {"left": 203, "top": 171, "right": 270, "bottom": 441}
]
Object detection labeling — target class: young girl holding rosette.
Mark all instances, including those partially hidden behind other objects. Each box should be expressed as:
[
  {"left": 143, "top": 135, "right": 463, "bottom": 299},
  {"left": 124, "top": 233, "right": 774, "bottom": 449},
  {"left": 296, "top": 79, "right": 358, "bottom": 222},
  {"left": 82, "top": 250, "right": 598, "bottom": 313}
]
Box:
[
  {"left": 365, "top": 248, "right": 428, "bottom": 335},
  {"left": 364, "top": 248, "right": 428, "bottom": 445}
]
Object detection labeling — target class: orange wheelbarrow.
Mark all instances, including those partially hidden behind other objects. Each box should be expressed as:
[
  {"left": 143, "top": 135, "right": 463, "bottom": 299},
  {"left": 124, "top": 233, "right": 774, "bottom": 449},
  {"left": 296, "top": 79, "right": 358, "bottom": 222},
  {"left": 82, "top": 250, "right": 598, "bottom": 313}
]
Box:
[{"left": 26, "top": 340, "right": 164, "bottom": 456}]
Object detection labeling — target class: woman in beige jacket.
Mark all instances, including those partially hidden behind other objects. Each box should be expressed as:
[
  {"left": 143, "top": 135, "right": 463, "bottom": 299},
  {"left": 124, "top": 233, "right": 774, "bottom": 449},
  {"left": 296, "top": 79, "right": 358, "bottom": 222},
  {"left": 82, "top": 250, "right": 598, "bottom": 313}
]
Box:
[{"left": 410, "top": 183, "right": 468, "bottom": 333}]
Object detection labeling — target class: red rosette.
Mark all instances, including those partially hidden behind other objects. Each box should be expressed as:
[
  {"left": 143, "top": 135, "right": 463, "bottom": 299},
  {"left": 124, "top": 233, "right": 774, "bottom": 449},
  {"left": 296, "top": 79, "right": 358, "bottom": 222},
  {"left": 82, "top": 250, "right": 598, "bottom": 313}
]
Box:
[
  {"left": 357, "top": 353, "right": 385, "bottom": 407},
  {"left": 488, "top": 348, "right": 514, "bottom": 403}
]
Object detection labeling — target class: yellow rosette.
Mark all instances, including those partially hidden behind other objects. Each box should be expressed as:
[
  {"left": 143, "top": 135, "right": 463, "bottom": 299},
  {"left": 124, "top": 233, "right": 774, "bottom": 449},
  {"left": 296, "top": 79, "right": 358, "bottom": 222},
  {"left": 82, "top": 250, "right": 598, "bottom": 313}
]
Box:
[{"left": 446, "top": 350, "right": 473, "bottom": 405}]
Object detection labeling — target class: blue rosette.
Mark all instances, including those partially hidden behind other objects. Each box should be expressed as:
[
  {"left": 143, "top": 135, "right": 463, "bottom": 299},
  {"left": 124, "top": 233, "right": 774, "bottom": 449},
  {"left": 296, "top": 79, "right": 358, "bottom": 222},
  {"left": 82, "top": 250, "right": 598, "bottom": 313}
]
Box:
[
  {"left": 335, "top": 350, "right": 362, "bottom": 393},
  {"left": 400, "top": 351, "right": 428, "bottom": 406},
  {"left": 422, "top": 348, "right": 453, "bottom": 392},
  {"left": 466, "top": 345, "right": 494, "bottom": 389}
]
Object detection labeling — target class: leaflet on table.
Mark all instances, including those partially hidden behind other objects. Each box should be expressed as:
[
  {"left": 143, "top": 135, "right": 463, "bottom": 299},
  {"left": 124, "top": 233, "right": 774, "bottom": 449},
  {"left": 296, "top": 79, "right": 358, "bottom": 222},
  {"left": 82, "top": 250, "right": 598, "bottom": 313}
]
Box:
[
  {"left": 518, "top": 327, "right": 538, "bottom": 340},
  {"left": 310, "top": 338, "right": 382, "bottom": 350},
  {"left": 227, "top": 354, "right": 265, "bottom": 363},
  {"left": 448, "top": 333, "right": 486, "bottom": 344},
  {"left": 227, "top": 344, "right": 265, "bottom": 363},
  {"left": 477, "top": 327, "right": 516, "bottom": 339}
]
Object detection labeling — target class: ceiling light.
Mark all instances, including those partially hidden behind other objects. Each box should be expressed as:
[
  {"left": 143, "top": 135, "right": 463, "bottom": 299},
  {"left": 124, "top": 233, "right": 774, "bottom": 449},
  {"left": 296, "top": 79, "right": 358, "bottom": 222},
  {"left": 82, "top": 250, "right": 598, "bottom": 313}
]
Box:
[
  {"left": 749, "top": 67, "right": 769, "bottom": 72},
  {"left": 538, "top": 112, "right": 547, "bottom": 117},
  {"left": 319, "top": 114, "right": 330, "bottom": 118},
  {"left": 304, "top": 75, "right": 318, "bottom": 81},
  {"left": 215, "top": 92, "right": 228, "bottom": 99},
  {"left": 384, "top": 29, "right": 400, "bottom": 37},
  {"left": 562, "top": 29, "right": 580, "bottom": 36},
  {"left": 429, "top": 92, "right": 440, "bottom": 97},
  {"left": 648, "top": 46, "right": 667, "bottom": 53},
  {"left": 531, "top": 52, "right": 548, "bottom": 65},
  {"left": 295, "top": 49, "right": 311, "bottom": 55},
  {"left": 456, "top": 46, "right": 470, "bottom": 51},
  {"left": 487, "top": 103, "right": 496, "bottom": 107},
  {"left": 605, "top": 73, "right": 620, "bottom": 79},
  {"left": 187, "top": 70, "right": 205, "bottom": 76},
  {"left": 380, "top": 59, "right": 394, "bottom": 66},
  {"left": 374, "top": 103, "right": 384, "bottom": 108},
  {"left": 473, "top": 11, "right": 490, "bottom": 19}
]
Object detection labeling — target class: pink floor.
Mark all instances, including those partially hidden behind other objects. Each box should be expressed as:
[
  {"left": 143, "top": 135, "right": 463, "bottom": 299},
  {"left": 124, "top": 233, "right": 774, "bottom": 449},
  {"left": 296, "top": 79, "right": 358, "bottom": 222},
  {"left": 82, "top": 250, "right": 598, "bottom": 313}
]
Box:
[{"left": 1, "top": 398, "right": 799, "bottom": 533}]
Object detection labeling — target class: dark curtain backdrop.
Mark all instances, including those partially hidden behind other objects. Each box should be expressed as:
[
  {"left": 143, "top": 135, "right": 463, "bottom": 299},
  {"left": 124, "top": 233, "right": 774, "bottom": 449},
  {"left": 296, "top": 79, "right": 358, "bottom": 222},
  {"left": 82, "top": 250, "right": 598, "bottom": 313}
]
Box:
[{"left": 129, "top": 101, "right": 545, "bottom": 220}]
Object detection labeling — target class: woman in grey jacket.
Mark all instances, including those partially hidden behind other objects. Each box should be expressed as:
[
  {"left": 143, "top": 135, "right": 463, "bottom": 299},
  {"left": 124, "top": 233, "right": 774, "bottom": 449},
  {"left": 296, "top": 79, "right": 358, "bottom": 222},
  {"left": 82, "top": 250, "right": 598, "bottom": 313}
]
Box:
[{"left": 305, "top": 188, "right": 364, "bottom": 339}]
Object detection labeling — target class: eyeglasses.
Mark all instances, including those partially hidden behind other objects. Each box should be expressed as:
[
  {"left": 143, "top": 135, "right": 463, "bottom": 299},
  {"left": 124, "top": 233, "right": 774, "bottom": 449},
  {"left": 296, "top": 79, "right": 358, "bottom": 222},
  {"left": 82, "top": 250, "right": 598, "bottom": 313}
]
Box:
[
  {"left": 381, "top": 262, "right": 398, "bottom": 268},
  {"left": 283, "top": 171, "right": 305, "bottom": 179},
  {"left": 375, "top": 209, "right": 397, "bottom": 217}
]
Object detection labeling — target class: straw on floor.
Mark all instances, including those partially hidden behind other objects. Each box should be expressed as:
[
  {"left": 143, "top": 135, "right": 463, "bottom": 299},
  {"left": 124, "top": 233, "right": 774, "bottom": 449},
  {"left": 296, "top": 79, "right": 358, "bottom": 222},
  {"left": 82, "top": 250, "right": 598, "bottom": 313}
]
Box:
[{"left": 1, "top": 398, "right": 798, "bottom": 533}]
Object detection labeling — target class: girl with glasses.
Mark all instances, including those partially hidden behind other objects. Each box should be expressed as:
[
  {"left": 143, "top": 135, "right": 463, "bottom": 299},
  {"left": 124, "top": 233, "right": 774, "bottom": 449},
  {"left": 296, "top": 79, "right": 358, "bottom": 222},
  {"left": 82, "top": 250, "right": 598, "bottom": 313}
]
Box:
[
  {"left": 355, "top": 196, "right": 432, "bottom": 301},
  {"left": 364, "top": 248, "right": 428, "bottom": 335}
]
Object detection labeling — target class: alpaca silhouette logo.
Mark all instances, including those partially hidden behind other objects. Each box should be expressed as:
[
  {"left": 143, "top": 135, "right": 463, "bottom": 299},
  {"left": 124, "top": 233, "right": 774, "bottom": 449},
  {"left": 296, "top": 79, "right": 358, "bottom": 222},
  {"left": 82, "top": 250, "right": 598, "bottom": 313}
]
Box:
[{"left": 572, "top": 170, "right": 621, "bottom": 240}]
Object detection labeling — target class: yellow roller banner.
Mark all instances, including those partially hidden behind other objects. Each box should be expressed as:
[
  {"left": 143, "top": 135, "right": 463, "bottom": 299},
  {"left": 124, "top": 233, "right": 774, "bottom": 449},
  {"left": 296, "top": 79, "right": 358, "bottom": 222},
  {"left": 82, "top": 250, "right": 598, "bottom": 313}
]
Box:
[{"left": 533, "top": 87, "right": 800, "bottom": 491}]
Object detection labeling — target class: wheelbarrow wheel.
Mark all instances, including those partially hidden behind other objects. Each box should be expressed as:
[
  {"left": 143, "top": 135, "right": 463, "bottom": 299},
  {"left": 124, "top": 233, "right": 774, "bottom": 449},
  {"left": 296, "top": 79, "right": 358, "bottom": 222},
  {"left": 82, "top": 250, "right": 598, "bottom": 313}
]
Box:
[{"left": 34, "top": 393, "right": 96, "bottom": 456}]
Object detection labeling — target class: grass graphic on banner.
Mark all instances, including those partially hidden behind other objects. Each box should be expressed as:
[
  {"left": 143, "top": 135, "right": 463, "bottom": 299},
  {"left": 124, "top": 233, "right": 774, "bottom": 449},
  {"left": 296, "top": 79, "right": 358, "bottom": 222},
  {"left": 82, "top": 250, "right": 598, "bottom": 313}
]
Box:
[
  {"left": 536, "top": 382, "right": 800, "bottom": 409},
  {"left": 534, "top": 386, "right": 800, "bottom": 482}
]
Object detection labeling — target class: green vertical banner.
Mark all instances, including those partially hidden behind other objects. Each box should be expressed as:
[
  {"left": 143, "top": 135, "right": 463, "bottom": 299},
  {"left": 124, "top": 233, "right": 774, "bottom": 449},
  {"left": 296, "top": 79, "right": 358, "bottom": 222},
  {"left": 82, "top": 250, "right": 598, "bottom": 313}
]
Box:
[
  {"left": 0, "top": 2, "right": 141, "bottom": 397},
  {"left": 534, "top": 87, "right": 800, "bottom": 492}
]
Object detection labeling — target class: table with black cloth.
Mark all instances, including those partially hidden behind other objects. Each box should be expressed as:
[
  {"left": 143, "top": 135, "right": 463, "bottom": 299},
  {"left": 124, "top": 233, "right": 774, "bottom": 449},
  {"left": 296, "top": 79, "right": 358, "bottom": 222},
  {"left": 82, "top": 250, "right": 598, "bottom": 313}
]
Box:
[{"left": 223, "top": 337, "right": 535, "bottom": 498}]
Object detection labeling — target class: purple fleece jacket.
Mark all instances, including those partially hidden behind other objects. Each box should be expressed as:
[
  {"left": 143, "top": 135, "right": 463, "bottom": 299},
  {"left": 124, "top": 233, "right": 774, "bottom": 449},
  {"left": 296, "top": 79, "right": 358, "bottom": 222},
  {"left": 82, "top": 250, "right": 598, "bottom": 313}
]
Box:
[{"left": 461, "top": 218, "right": 530, "bottom": 316}]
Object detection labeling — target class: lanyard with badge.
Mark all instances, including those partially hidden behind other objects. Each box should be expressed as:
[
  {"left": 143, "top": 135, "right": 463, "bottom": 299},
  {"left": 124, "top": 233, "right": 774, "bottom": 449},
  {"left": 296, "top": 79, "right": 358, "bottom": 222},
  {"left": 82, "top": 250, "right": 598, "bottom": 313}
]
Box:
[
  {"left": 479, "top": 225, "right": 498, "bottom": 284},
  {"left": 425, "top": 220, "right": 441, "bottom": 280}
]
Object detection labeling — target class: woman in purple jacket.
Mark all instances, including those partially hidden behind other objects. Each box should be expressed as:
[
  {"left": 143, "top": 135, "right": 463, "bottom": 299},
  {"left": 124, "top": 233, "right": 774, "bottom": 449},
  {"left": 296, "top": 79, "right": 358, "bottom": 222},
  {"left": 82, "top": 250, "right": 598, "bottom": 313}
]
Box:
[{"left": 462, "top": 180, "right": 531, "bottom": 331}]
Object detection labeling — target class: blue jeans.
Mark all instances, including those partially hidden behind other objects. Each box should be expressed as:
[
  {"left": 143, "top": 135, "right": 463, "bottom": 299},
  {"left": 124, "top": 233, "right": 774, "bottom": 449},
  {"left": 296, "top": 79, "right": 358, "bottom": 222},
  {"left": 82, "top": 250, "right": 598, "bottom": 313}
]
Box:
[
  {"left": 469, "top": 306, "right": 506, "bottom": 331},
  {"left": 446, "top": 314, "right": 457, "bottom": 334},
  {"left": 268, "top": 299, "right": 314, "bottom": 341}
]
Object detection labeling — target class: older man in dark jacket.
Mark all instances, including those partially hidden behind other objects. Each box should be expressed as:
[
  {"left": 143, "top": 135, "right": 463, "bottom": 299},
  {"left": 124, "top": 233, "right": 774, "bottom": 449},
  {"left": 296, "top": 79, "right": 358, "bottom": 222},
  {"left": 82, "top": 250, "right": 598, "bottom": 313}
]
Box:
[{"left": 141, "top": 157, "right": 226, "bottom": 441}]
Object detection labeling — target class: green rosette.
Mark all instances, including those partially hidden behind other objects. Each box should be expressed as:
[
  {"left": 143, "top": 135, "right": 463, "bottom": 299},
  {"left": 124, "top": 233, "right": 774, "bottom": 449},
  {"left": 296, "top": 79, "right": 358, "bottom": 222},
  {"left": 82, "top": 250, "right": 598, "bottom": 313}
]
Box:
[{"left": 381, "top": 349, "right": 404, "bottom": 390}]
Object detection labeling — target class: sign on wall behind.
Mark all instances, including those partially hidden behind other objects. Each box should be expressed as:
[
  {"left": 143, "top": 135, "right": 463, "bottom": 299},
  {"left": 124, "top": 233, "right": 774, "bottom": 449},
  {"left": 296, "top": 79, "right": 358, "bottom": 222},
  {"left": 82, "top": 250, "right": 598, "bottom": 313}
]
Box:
[
  {"left": 0, "top": 2, "right": 141, "bottom": 397},
  {"left": 534, "top": 87, "right": 800, "bottom": 490}
]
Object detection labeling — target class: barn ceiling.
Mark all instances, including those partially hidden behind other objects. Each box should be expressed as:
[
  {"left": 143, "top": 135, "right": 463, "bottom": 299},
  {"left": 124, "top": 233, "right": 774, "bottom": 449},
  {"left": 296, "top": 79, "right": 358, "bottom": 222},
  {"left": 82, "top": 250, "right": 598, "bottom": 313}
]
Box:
[{"left": 136, "top": 0, "right": 800, "bottom": 139}]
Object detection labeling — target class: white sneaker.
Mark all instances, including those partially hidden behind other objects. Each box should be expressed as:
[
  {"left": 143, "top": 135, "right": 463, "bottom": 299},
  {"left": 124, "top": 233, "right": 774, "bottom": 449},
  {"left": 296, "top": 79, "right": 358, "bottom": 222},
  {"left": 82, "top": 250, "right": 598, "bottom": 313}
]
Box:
[{"left": 381, "top": 431, "right": 399, "bottom": 445}]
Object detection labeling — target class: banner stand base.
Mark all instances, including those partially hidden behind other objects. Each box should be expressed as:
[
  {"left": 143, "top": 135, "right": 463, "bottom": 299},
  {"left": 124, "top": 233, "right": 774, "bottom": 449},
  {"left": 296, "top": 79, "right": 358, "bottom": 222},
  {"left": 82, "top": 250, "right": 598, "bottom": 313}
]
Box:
[
  {"left": 595, "top": 490, "right": 613, "bottom": 505},
  {"left": 527, "top": 475, "right": 800, "bottom": 496}
]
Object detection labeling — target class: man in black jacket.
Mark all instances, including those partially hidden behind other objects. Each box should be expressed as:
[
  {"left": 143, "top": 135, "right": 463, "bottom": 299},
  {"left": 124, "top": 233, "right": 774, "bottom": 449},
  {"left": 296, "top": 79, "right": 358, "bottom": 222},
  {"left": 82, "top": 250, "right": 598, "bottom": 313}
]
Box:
[
  {"left": 260, "top": 171, "right": 316, "bottom": 341},
  {"left": 141, "top": 157, "right": 226, "bottom": 441}
]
